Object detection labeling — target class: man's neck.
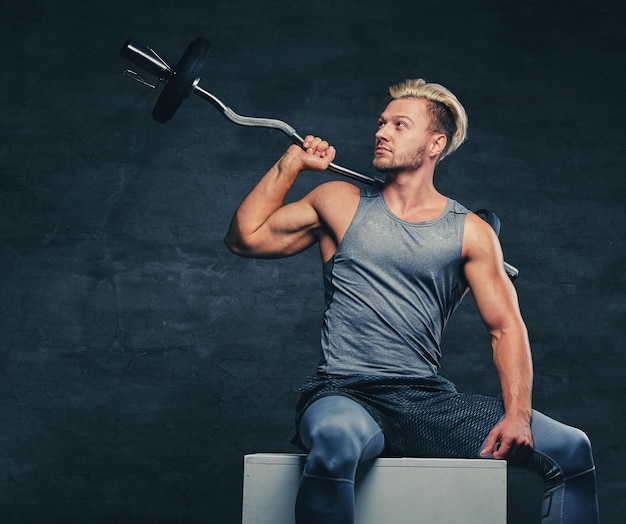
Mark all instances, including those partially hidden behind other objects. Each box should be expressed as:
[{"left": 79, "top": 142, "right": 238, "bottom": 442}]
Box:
[{"left": 381, "top": 166, "right": 447, "bottom": 222}]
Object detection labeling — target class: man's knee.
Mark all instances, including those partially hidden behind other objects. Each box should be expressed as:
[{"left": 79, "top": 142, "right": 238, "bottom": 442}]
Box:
[
  {"left": 305, "top": 413, "right": 364, "bottom": 480},
  {"left": 300, "top": 396, "right": 385, "bottom": 480},
  {"left": 557, "top": 426, "right": 595, "bottom": 477},
  {"left": 531, "top": 411, "right": 595, "bottom": 479}
]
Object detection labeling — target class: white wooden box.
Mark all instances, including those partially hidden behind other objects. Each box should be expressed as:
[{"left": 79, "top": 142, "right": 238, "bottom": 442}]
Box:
[{"left": 242, "top": 453, "right": 507, "bottom": 524}]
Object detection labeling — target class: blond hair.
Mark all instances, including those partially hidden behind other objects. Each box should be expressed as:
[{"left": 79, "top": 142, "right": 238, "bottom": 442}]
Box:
[{"left": 388, "top": 79, "right": 468, "bottom": 161}]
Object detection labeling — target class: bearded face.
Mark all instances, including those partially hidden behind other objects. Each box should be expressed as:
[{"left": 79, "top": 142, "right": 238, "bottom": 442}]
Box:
[
  {"left": 372, "top": 98, "right": 439, "bottom": 175},
  {"left": 373, "top": 143, "right": 427, "bottom": 174}
]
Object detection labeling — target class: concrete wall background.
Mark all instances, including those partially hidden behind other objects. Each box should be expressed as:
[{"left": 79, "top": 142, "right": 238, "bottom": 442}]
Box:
[{"left": 1, "top": 0, "right": 624, "bottom": 522}]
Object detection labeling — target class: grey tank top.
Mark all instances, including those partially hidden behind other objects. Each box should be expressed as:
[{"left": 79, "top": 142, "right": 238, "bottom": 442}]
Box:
[{"left": 319, "top": 183, "right": 469, "bottom": 377}]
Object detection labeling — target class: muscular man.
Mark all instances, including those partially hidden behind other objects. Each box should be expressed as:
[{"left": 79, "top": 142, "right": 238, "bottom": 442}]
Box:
[{"left": 225, "top": 79, "right": 599, "bottom": 523}]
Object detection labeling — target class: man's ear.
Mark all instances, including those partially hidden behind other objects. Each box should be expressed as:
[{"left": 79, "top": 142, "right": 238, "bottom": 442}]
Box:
[{"left": 430, "top": 133, "right": 447, "bottom": 157}]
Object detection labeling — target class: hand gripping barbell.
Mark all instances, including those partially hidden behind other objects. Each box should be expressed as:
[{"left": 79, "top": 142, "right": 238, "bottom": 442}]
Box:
[{"left": 119, "top": 37, "right": 519, "bottom": 281}]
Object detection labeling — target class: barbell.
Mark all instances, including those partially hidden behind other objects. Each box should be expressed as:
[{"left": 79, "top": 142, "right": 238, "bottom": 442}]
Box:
[
  {"left": 119, "top": 37, "right": 519, "bottom": 281},
  {"left": 120, "top": 37, "right": 377, "bottom": 185}
]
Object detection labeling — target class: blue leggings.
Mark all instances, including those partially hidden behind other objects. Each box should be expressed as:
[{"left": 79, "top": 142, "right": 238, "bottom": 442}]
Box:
[{"left": 295, "top": 396, "right": 598, "bottom": 524}]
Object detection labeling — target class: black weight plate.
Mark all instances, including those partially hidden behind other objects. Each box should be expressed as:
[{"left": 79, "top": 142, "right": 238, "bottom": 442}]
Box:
[{"left": 152, "top": 37, "right": 211, "bottom": 123}]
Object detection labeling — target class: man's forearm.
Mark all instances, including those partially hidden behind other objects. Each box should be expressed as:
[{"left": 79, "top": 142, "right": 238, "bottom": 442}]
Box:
[{"left": 492, "top": 323, "right": 534, "bottom": 421}]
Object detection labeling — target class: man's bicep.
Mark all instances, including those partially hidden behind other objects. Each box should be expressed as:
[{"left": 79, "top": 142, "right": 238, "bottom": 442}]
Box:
[
  {"left": 463, "top": 216, "right": 521, "bottom": 331},
  {"left": 237, "top": 198, "right": 322, "bottom": 258}
]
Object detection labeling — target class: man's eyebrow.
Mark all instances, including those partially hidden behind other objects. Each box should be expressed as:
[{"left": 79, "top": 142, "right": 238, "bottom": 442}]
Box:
[{"left": 378, "top": 113, "right": 415, "bottom": 122}]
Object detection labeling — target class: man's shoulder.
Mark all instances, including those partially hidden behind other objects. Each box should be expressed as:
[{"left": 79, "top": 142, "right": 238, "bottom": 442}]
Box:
[
  {"left": 463, "top": 211, "right": 501, "bottom": 256},
  {"left": 308, "top": 181, "right": 361, "bottom": 221},
  {"left": 310, "top": 180, "right": 362, "bottom": 203},
  {"left": 308, "top": 181, "right": 362, "bottom": 251}
]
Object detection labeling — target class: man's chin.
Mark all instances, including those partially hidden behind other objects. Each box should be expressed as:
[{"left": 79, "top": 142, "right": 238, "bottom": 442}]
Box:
[{"left": 372, "top": 160, "right": 397, "bottom": 174}]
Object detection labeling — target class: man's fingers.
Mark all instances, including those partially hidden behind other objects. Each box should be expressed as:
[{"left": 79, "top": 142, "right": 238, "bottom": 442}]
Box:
[
  {"left": 303, "top": 136, "right": 333, "bottom": 156},
  {"left": 479, "top": 429, "right": 500, "bottom": 457},
  {"left": 492, "top": 437, "right": 513, "bottom": 459},
  {"left": 290, "top": 135, "right": 335, "bottom": 172},
  {"left": 483, "top": 433, "right": 533, "bottom": 460}
]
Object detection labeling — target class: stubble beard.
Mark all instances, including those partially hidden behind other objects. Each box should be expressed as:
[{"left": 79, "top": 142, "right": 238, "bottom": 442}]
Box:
[{"left": 373, "top": 144, "right": 427, "bottom": 174}]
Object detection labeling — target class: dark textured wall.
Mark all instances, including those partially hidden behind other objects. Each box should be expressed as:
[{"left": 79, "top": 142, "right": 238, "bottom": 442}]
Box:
[{"left": 1, "top": 0, "right": 624, "bottom": 522}]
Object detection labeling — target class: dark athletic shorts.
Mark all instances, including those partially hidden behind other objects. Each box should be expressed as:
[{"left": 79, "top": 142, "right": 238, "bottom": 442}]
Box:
[{"left": 292, "top": 373, "right": 505, "bottom": 458}]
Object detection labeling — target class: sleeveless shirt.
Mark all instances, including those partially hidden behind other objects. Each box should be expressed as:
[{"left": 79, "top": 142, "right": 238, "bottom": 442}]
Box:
[{"left": 318, "top": 183, "right": 469, "bottom": 377}]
